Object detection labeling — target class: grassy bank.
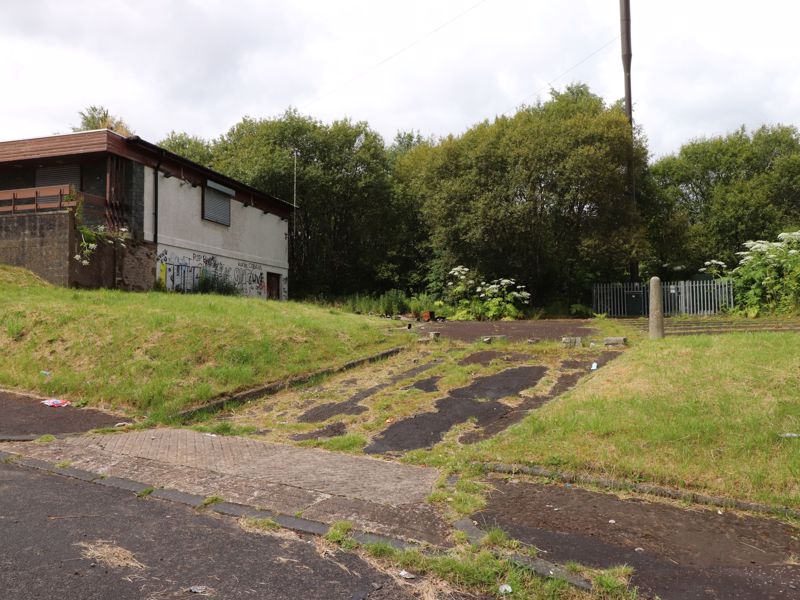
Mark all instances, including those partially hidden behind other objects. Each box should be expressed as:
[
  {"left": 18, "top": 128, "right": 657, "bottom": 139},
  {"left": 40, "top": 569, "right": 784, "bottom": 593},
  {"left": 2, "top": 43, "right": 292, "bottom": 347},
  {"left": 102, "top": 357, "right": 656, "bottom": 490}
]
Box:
[
  {"left": 465, "top": 332, "right": 800, "bottom": 508},
  {"left": 0, "top": 267, "right": 403, "bottom": 417}
]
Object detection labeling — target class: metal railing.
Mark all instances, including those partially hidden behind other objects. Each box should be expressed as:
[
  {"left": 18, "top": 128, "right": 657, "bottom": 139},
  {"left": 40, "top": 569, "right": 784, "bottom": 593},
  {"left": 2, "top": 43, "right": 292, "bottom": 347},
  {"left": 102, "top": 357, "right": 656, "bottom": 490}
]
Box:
[{"left": 592, "top": 279, "right": 734, "bottom": 317}]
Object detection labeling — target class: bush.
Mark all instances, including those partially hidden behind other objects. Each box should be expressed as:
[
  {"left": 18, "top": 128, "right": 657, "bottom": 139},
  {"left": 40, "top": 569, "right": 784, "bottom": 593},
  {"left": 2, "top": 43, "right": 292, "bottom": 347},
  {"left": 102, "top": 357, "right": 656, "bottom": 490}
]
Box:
[
  {"left": 727, "top": 231, "right": 800, "bottom": 315},
  {"left": 196, "top": 269, "right": 239, "bottom": 296},
  {"left": 445, "top": 267, "right": 531, "bottom": 321}
]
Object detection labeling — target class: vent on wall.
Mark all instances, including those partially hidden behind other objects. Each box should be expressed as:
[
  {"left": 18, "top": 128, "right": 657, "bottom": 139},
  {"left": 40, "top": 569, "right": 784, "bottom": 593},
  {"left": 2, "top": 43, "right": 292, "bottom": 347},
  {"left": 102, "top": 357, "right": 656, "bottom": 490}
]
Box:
[{"left": 203, "top": 180, "right": 233, "bottom": 226}]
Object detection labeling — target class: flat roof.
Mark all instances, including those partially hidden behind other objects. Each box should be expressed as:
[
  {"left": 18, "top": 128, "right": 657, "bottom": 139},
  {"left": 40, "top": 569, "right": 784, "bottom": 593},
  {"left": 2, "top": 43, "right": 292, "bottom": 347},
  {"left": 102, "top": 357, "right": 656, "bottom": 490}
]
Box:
[{"left": 0, "top": 130, "right": 293, "bottom": 217}]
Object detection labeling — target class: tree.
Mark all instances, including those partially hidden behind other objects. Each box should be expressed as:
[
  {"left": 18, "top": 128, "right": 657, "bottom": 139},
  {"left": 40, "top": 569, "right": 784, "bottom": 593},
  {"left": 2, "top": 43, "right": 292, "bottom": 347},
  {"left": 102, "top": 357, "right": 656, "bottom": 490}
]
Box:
[
  {"left": 210, "top": 110, "right": 413, "bottom": 296},
  {"left": 396, "top": 84, "right": 649, "bottom": 305},
  {"left": 649, "top": 125, "right": 800, "bottom": 274},
  {"left": 157, "top": 131, "right": 214, "bottom": 166},
  {"left": 72, "top": 105, "right": 133, "bottom": 136}
]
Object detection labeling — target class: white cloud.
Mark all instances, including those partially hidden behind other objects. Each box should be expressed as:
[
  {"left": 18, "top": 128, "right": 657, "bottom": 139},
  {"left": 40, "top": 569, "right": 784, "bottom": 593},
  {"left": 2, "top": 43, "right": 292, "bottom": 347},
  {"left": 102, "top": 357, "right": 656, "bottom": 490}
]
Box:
[{"left": 0, "top": 0, "right": 797, "bottom": 157}]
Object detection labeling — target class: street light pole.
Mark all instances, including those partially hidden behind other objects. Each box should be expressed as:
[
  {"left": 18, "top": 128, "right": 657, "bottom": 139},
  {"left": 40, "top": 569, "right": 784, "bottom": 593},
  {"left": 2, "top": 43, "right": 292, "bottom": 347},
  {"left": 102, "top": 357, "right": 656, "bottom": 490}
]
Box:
[{"left": 292, "top": 149, "right": 298, "bottom": 238}]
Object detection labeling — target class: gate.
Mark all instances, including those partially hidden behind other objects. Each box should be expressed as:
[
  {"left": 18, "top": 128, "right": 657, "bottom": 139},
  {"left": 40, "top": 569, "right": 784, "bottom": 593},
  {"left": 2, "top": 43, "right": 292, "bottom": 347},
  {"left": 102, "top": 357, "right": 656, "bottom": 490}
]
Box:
[{"left": 592, "top": 279, "right": 734, "bottom": 317}]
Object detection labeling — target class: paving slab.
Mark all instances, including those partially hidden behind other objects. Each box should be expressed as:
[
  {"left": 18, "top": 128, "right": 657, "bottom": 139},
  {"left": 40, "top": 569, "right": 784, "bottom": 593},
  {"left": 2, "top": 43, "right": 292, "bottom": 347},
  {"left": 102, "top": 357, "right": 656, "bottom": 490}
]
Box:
[{"left": 4, "top": 428, "right": 446, "bottom": 544}]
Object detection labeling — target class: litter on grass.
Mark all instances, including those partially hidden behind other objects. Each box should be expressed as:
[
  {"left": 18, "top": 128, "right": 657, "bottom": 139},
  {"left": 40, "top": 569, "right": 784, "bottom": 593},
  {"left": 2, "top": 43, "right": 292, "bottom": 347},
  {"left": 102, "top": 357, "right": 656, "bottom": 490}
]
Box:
[
  {"left": 398, "top": 570, "right": 416, "bottom": 580},
  {"left": 499, "top": 583, "right": 513, "bottom": 594},
  {"left": 41, "top": 399, "right": 71, "bottom": 408}
]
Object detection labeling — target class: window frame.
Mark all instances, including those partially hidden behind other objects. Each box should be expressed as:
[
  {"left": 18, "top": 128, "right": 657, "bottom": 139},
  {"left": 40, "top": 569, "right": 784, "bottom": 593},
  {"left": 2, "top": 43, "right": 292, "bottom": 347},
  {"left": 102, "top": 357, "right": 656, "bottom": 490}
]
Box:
[{"left": 202, "top": 180, "right": 234, "bottom": 226}]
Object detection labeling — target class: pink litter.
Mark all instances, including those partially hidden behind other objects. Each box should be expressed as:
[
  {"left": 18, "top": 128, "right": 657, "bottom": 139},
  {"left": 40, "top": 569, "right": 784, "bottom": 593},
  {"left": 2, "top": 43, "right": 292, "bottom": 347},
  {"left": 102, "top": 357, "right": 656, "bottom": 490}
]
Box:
[{"left": 41, "top": 399, "right": 71, "bottom": 408}]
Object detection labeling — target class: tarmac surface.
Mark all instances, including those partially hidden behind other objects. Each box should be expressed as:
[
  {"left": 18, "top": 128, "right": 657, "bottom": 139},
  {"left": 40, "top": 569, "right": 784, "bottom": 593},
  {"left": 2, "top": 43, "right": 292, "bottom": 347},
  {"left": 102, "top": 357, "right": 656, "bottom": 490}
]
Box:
[
  {"left": 0, "top": 390, "right": 122, "bottom": 437},
  {"left": 2, "top": 428, "right": 449, "bottom": 545},
  {"left": 418, "top": 319, "right": 597, "bottom": 342},
  {"left": 0, "top": 461, "right": 413, "bottom": 600},
  {"left": 475, "top": 479, "right": 800, "bottom": 600}
]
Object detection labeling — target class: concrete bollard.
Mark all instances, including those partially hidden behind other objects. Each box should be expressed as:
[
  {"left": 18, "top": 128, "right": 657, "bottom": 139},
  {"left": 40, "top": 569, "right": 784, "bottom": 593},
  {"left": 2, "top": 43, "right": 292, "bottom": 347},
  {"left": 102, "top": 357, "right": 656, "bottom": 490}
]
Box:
[{"left": 649, "top": 276, "right": 664, "bottom": 339}]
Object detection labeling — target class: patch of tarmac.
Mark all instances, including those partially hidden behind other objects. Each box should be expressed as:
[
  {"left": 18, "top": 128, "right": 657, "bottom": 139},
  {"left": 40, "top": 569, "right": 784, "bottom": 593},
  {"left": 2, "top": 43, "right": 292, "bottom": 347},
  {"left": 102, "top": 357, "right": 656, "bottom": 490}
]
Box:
[
  {"left": 459, "top": 351, "right": 621, "bottom": 443},
  {"left": 290, "top": 421, "right": 347, "bottom": 441},
  {"left": 406, "top": 375, "right": 442, "bottom": 393},
  {"left": 298, "top": 360, "right": 442, "bottom": 423},
  {"left": 364, "top": 366, "right": 548, "bottom": 454},
  {"left": 419, "top": 319, "right": 597, "bottom": 342},
  {"left": 0, "top": 391, "right": 123, "bottom": 436},
  {"left": 457, "top": 350, "right": 530, "bottom": 366},
  {"left": 475, "top": 479, "right": 800, "bottom": 600},
  {"left": 0, "top": 461, "right": 414, "bottom": 600}
]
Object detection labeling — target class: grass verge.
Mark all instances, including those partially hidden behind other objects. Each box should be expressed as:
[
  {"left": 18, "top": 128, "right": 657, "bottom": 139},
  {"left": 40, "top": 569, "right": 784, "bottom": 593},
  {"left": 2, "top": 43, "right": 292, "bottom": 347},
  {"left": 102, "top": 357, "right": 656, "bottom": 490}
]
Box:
[
  {"left": 466, "top": 331, "right": 800, "bottom": 507},
  {"left": 0, "top": 266, "right": 404, "bottom": 418}
]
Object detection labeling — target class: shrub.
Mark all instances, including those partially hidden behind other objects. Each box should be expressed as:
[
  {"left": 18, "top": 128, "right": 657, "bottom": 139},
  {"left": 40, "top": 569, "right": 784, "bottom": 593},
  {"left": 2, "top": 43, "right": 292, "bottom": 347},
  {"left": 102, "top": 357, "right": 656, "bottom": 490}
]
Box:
[
  {"left": 707, "top": 230, "right": 800, "bottom": 316},
  {"left": 445, "top": 267, "right": 531, "bottom": 321},
  {"left": 196, "top": 269, "right": 239, "bottom": 296}
]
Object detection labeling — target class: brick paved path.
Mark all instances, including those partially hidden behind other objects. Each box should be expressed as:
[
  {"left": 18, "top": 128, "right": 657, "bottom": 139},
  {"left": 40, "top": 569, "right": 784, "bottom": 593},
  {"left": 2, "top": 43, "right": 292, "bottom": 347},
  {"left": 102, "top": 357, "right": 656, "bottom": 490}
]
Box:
[{"left": 4, "top": 429, "right": 448, "bottom": 544}]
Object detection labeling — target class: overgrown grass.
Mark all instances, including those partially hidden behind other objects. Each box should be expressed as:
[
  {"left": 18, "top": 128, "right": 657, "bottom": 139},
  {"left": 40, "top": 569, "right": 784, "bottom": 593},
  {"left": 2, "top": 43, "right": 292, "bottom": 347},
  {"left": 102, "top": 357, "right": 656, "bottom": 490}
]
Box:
[
  {"left": 351, "top": 535, "right": 638, "bottom": 599},
  {"left": 470, "top": 332, "right": 800, "bottom": 507},
  {"left": 0, "top": 266, "right": 404, "bottom": 418}
]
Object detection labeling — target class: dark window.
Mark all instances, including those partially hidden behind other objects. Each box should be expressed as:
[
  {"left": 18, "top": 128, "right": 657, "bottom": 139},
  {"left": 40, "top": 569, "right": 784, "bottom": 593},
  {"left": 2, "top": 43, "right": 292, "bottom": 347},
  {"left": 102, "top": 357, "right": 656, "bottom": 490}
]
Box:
[
  {"left": 35, "top": 164, "right": 81, "bottom": 189},
  {"left": 203, "top": 180, "right": 233, "bottom": 226}
]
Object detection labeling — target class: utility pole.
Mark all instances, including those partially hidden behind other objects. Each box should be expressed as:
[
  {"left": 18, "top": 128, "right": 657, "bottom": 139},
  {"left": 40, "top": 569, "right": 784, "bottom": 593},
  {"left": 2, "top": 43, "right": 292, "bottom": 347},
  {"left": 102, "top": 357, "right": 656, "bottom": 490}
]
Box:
[
  {"left": 620, "top": 0, "right": 633, "bottom": 124},
  {"left": 620, "top": 0, "right": 638, "bottom": 280}
]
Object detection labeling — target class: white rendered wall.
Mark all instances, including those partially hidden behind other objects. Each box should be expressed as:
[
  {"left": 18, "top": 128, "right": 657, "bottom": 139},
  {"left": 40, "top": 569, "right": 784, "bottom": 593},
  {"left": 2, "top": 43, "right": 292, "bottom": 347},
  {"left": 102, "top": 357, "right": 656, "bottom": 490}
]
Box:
[{"left": 143, "top": 168, "right": 289, "bottom": 299}]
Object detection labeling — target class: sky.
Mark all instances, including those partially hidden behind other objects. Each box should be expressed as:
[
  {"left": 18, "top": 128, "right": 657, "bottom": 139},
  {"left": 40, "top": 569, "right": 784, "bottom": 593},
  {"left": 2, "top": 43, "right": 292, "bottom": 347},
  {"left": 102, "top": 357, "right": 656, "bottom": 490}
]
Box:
[{"left": 0, "top": 0, "right": 798, "bottom": 159}]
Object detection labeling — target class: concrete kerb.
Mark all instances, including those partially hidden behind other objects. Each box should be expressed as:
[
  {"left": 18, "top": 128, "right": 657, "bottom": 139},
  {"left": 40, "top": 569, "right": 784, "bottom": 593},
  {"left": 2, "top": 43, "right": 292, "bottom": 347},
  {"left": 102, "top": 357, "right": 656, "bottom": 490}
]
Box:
[
  {"left": 452, "top": 517, "right": 594, "bottom": 590},
  {"left": 482, "top": 462, "right": 800, "bottom": 521},
  {"left": 1, "top": 448, "right": 596, "bottom": 593},
  {"left": 176, "top": 345, "right": 407, "bottom": 421}
]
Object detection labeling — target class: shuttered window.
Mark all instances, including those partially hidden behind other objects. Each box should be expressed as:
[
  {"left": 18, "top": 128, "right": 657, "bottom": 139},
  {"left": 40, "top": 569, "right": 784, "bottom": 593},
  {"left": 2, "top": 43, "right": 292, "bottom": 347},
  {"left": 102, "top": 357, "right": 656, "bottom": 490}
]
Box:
[
  {"left": 35, "top": 164, "right": 81, "bottom": 189},
  {"left": 203, "top": 180, "right": 233, "bottom": 226}
]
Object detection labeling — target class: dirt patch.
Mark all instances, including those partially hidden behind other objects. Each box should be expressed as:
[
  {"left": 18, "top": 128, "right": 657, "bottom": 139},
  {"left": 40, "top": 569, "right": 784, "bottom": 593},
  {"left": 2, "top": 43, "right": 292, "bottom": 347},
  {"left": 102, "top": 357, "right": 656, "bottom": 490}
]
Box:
[
  {"left": 459, "top": 352, "right": 621, "bottom": 443},
  {"left": 365, "top": 366, "right": 548, "bottom": 454},
  {"left": 290, "top": 422, "right": 347, "bottom": 441},
  {"left": 0, "top": 391, "right": 123, "bottom": 436},
  {"left": 298, "top": 360, "right": 442, "bottom": 423},
  {"left": 420, "top": 319, "right": 597, "bottom": 342},
  {"left": 475, "top": 480, "right": 800, "bottom": 600}
]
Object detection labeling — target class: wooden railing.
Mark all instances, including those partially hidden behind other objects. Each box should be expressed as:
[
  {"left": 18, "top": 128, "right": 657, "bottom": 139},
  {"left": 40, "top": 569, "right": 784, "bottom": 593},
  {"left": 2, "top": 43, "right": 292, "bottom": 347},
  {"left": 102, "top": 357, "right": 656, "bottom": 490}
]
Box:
[
  {"left": 0, "top": 185, "right": 121, "bottom": 229},
  {"left": 0, "top": 185, "right": 77, "bottom": 213}
]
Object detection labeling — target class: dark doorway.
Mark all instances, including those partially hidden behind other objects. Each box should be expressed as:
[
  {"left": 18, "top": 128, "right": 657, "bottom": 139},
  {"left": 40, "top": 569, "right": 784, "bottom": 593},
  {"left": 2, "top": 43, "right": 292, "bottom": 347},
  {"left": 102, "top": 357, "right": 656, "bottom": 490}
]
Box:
[
  {"left": 267, "top": 272, "right": 281, "bottom": 300},
  {"left": 625, "top": 289, "right": 645, "bottom": 316}
]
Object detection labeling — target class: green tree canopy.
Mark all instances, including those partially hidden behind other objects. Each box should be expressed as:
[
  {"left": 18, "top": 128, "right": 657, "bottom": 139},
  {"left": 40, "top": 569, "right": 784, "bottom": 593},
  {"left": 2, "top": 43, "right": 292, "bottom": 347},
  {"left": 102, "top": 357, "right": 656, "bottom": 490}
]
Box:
[
  {"left": 395, "top": 84, "right": 648, "bottom": 304},
  {"left": 649, "top": 125, "right": 800, "bottom": 274},
  {"left": 72, "top": 105, "right": 133, "bottom": 136},
  {"left": 157, "top": 131, "right": 214, "bottom": 166}
]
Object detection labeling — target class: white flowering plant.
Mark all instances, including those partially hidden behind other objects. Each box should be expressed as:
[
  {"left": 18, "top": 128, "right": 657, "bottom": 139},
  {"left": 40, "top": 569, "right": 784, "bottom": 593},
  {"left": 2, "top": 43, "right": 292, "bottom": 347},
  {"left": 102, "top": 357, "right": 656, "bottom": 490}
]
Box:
[
  {"left": 728, "top": 230, "right": 800, "bottom": 315},
  {"left": 444, "top": 266, "right": 531, "bottom": 320},
  {"left": 74, "top": 224, "right": 130, "bottom": 267}
]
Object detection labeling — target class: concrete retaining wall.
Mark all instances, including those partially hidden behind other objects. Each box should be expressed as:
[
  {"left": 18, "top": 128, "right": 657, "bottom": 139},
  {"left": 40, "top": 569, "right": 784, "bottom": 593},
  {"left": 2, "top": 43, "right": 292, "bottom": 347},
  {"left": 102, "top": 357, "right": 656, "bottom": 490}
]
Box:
[{"left": 0, "top": 211, "right": 73, "bottom": 286}]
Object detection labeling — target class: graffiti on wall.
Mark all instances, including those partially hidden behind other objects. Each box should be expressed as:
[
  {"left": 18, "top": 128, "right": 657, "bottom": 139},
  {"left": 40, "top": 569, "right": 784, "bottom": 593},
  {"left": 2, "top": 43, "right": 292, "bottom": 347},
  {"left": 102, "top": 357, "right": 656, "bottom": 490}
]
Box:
[{"left": 156, "top": 246, "right": 284, "bottom": 299}]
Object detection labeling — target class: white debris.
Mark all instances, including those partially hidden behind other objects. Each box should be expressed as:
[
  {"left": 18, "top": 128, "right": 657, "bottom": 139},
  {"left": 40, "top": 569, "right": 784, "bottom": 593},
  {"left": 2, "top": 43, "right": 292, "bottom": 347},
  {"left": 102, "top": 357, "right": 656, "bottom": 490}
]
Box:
[
  {"left": 608, "top": 519, "right": 616, "bottom": 524},
  {"left": 398, "top": 570, "right": 416, "bottom": 580},
  {"left": 498, "top": 583, "right": 513, "bottom": 594}
]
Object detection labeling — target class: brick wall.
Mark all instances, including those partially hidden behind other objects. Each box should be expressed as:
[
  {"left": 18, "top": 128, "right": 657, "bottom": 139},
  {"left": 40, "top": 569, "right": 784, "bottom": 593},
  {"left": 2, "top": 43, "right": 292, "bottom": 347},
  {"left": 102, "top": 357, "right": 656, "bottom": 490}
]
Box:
[
  {"left": 119, "top": 242, "right": 156, "bottom": 291},
  {"left": 0, "top": 211, "right": 73, "bottom": 285}
]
